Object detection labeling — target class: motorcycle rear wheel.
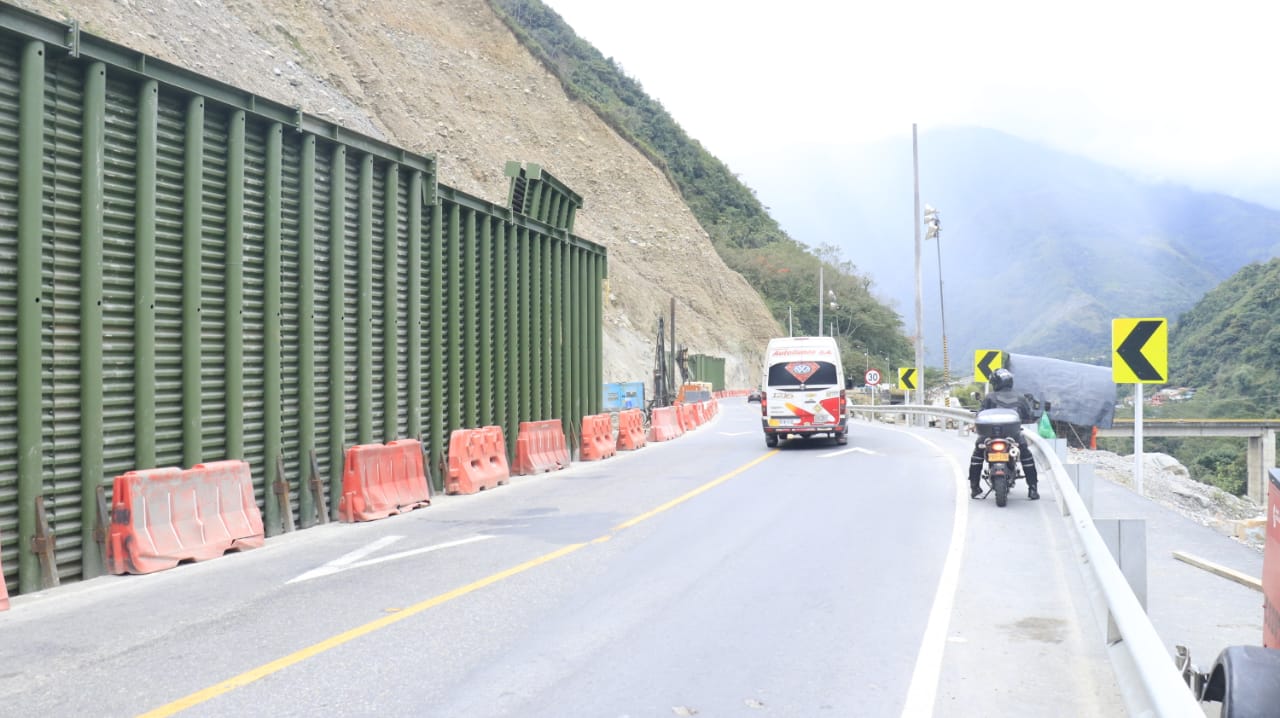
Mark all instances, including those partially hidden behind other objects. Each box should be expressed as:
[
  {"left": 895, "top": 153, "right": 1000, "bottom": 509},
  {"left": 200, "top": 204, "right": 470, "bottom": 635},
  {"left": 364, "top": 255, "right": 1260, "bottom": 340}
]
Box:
[{"left": 994, "top": 473, "right": 1008, "bottom": 507}]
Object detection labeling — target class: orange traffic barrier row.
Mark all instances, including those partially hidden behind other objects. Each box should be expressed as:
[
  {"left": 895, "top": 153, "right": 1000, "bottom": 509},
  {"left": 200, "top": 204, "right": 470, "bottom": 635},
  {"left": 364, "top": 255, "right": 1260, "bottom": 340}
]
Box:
[
  {"left": 648, "top": 406, "right": 684, "bottom": 442},
  {"left": 579, "top": 413, "right": 617, "bottom": 461},
  {"left": 447, "top": 426, "right": 511, "bottom": 494},
  {"left": 514, "top": 419, "right": 570, "bottom": 475},
  {"left": 107, "top": 460, "right": 265, "bottom": 575},
  {"left": 339, "top": 439, "right": 432, "bottom": 522},
  {"left": 615, "top": 409, "right": 647, "bottom": 451}
]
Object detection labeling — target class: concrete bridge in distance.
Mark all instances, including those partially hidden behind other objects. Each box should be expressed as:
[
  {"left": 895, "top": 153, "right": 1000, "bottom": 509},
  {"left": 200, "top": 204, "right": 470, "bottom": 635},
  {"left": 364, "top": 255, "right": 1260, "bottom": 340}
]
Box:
[{"left": 1096, "top": 419, "right": 1279, "bottom": 504}]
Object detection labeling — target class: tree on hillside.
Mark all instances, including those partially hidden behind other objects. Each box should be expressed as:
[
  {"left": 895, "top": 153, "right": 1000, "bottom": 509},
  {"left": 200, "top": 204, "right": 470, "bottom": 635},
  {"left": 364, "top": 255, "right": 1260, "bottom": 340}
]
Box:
[{"left": 488, "top": 0, "right": 911, "bottom": 366}]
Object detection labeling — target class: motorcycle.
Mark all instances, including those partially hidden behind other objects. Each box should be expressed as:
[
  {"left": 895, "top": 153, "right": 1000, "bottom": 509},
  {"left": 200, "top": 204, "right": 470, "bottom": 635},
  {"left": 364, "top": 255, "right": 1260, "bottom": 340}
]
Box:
[{"left": 974, "top": 408, "right": 1025, "bottom": 507}]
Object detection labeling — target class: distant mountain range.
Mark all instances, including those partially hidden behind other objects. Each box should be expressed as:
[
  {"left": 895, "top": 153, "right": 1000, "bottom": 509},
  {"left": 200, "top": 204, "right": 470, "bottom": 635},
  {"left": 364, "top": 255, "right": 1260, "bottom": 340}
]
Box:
[{"left": 742, "top": 127, "right": 1280, "bottom": 366}]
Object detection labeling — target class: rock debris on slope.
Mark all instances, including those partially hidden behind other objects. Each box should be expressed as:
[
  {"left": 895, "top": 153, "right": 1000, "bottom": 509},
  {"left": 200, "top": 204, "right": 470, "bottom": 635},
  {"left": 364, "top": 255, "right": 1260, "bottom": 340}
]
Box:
[
  {"left": 1069, "top": 447, "right": 1266, "bottom": 551},
  {"left": 19, "top": 0, "right": 783, "bottom": 387}
]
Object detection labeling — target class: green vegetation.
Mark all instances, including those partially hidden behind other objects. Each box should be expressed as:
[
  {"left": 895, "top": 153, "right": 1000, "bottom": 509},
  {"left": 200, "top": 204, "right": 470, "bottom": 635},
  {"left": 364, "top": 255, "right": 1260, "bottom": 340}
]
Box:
[
  {"left": 487, "top": 0, "right": 911, "bottom": 367},
  {"left": 1097, "top": 257, "right": 1280, "bottom": 495}
]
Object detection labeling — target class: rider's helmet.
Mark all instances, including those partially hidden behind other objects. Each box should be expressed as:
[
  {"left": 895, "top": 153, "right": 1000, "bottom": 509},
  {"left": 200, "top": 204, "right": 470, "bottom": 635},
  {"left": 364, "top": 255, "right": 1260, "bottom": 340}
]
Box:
[{"left": 990, "top": 368, "right": 1014, "bottom": 392}]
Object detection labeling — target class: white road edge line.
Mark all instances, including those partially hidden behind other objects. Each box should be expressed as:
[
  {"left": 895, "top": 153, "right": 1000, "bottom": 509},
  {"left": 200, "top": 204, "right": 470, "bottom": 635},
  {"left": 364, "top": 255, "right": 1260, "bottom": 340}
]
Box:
[
  {"left": 893, "top": 428, "right": 969, "bottom": 718},
  {"left": 287, "top": 535, "right": 494, "bottom": 585}
]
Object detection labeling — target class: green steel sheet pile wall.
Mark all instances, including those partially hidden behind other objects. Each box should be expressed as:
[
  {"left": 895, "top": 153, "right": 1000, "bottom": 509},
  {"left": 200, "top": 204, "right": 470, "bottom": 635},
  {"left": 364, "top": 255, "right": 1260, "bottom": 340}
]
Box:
[
  {"left": 0, "top": 7, "right": 607, "bottom": 595},
  {"left": 688, "top": 354, "right": 726, "bottom": 392}
]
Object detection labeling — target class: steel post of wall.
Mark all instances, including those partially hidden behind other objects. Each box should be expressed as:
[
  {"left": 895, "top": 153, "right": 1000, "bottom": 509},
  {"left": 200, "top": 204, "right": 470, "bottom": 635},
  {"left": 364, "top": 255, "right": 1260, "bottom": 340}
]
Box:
[
  {"left": 225, "top": 111, "right": 245, "bottom": 460},
  {"left": 503, "top": 222, "right": 518, "bottom": 450},
  {"left": 446, "top": 204, "right": 462, "bottom": 432},
  {"left": 327, "top": 145, "right": 347, "bottom": 512},
  {"left": 263, "top": 123, "right": 283, "bottom": 534},
  {"left": 407, "top": 171, "right": 423, "bottom": 440},
  {"left": 576, "top": 249, "right": 587, "bottom": 420},
  {"left": 133, "top": 78, "right": 158, "bottom": 470},
  {"left": 297, "top": 135, "right": 316, "bottom": 526},
  {"left": 530, "top": 231, "right": 543, "bottom": 420},
  {"left": 79, "top": 61, "right": 106, "bottom": 578},
  {"left": 548, "top": 194, "right": 562, "bottom": 230},
  {"left": 493, "top": 222, "right": 509, "bottom": 451},
  {"left": 551, "top": 240, "right": 563, "bottom": 425},
  {"left": 356, "top": 154, "right": 373, "bottom": 446},
  {"left": 568, "top": 247, "right": 579, "bottom": 443},
  {"left": 382, "top": 163, "right": 398, "bottom": 441},
  {"left": 16, "top": 40, "right": 44, "bottom": 592},
  {"left": 542, "top": 235, "right": 552, "bottom": 419},
  {"left": 428, "top": 201, "right": 444, "bottom": 490},
  {"left": 479, "top": 216, "right": 493, "bottom": 427},
  {"left": 462, "top": 208, "right": 477, "bottom": 428},
  {"left": 586, "top": 252, "right": 594, "bottom": 411},
  {"left": 519, "top": 228, "right": 532, "bottom": 423},
  {"left": 181, "top": 95, "right": 204, "bottom": 467},
  {"left": 591, "top": 253, "right": 601, "bottom": 411},
  {"left": 528, "top": 182, "right": 544, "bottom": 222}
]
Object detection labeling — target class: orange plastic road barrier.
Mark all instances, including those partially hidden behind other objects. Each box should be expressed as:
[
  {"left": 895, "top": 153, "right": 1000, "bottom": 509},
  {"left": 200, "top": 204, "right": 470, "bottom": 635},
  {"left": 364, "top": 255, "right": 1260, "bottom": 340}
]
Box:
[
  {"left": 446, "top": 426, "right": 511, "bottom": 494},
  {"left": 514, "top": 420, "right": 570, "bottom": 475},
  {"left": 647, "top": 406, "right": 684, "bottom": 442},
  {"left": 107, "top": 460, "right": 265, "bottom": 575},
  {"left": 676, "top": 403, "right": 697, "bottom": 431},
  {"left": 339, "top": 439, "right": 432, "bottom": 522},
  {"left": 579, "top": 413, "right": 617, "bottom": 461},
  {"left": 615, "top": 409, "right": 647, "bottom": 451}
]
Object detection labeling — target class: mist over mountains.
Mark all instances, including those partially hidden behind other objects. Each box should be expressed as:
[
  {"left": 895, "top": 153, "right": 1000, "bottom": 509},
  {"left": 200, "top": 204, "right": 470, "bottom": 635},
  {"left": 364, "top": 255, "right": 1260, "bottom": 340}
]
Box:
[{"left": 742, "top": 127, "right": 1280, "bottom": 367}]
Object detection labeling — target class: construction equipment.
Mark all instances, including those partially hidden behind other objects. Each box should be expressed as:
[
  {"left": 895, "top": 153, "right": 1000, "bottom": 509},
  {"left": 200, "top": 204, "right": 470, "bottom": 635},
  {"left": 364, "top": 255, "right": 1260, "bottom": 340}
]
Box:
[{"left": 651, "top": 316, "right": 673, "bottom": 410}]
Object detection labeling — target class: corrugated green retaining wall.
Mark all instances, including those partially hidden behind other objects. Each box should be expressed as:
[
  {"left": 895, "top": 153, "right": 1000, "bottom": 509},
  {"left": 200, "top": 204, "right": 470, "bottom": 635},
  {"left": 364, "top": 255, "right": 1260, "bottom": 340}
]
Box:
[
  {"left": 0, "top": 6, "right": 606, "bottom": 595},
  {"left": 688, "top": 354, "right": 726, "bottom": 392}
]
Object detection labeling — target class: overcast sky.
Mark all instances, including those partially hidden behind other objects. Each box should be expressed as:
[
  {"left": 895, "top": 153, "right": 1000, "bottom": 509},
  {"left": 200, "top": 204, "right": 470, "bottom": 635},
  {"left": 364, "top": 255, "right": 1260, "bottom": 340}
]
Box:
[{"left": 544, "top": 0, "right": 1280, "bottom": 207}]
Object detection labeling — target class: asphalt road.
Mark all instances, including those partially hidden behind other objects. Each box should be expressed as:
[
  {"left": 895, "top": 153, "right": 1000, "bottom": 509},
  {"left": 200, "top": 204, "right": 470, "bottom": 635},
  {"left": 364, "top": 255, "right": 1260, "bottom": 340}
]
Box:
[{"left": 0, "top": 401, "right": 1123, "bottom": 717}]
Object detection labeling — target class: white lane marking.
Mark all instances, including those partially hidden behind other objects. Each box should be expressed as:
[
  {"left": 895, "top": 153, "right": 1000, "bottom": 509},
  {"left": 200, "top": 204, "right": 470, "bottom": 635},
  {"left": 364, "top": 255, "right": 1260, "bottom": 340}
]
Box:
[
  {"left": 287, "top": 535, "right": 494, "bottom": 584},
  {"left": 329, "top": 535, "right": 403, "bottom": 567},
  {"left": 720, "top": 431, "right": 752, "bottom": 437},
  {"left": 894, "top": 429, "right": 968, "bottom": 718},
  {"left": 819, "top": 447, "right": 882, "bottom": 458}
]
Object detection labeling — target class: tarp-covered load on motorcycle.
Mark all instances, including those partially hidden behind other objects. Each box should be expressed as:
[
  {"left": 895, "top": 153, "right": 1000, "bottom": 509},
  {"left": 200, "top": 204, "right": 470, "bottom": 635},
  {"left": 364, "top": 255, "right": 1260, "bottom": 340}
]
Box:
[{"left": 975, "top": 408, "right": 1022, "bottom": 439}]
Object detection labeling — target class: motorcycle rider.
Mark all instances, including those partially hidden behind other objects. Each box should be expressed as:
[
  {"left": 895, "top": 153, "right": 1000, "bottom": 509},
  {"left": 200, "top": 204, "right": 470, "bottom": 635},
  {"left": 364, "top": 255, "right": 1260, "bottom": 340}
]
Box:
[{"left": 968, "top": 368, "right": 1040, "bottom": 500}]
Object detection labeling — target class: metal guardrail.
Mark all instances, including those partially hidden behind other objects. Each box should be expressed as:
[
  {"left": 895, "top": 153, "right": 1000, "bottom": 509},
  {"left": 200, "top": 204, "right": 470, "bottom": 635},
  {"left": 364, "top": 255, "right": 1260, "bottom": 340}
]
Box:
[{"left": 850, "top": 404, "right": 1203, "bottom": 716}]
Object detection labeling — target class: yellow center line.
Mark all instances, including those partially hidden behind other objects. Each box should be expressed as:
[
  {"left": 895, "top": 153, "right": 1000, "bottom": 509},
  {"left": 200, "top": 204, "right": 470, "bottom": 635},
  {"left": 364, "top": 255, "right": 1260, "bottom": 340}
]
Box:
[
  {"left": 611, "top": 449, "right": 778, "bottom": 531},
  {"left": 140, "top": 448, "right": 779, "bottom": 717}
]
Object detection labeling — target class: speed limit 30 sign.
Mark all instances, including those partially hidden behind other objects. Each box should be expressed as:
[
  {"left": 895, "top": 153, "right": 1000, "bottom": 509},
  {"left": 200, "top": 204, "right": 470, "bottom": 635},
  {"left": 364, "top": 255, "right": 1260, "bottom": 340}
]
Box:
[{"left": 864, "top": 369, "right": 881, "bottom": 385}]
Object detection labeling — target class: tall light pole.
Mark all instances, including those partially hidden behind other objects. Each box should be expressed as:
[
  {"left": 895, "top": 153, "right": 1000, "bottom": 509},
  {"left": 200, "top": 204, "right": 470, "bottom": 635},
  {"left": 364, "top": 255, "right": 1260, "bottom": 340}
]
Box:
[
  {"left": 817, "top": 264, "right": 824, "bottom": 337},
  {"left": 912, "top": 124, "right": 925, "bottom": 410},
  {"left": 925, "top": 204, "right": 949, "bottom": 406}
]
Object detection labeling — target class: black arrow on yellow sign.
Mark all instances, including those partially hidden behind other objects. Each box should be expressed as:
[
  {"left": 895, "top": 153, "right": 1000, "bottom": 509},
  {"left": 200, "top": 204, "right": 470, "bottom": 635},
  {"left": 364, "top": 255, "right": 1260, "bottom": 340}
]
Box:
[
  {"left": 1115, "top": 319, "right": 1166, "bottom": 382},
  {"left": 898, "top": 367, "right": 916, "bottom": 390},
  {"left": 976, "top": 351, "right": 1001, "bottom": 382}
]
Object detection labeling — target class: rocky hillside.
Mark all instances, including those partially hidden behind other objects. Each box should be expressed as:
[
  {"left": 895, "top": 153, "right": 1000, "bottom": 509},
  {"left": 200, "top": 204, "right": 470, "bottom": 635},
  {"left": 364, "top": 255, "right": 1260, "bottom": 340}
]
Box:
[{"left": 17, "top": 0, "right": 783, "bottom": 387}]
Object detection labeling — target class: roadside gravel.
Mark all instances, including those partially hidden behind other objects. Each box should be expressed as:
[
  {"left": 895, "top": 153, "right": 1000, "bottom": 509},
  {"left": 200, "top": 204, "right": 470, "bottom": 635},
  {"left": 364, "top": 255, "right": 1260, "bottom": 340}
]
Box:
[{"left": 1069, "top": 447, "right": 1265, "bottom": 551}]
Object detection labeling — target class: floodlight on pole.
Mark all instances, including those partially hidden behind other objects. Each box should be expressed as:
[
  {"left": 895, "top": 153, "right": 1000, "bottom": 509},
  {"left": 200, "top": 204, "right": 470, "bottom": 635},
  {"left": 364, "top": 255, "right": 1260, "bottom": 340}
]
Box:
[{"left": 924, "top": 204, "right": 949, "bottom": 406}]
